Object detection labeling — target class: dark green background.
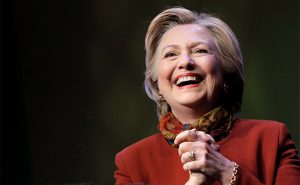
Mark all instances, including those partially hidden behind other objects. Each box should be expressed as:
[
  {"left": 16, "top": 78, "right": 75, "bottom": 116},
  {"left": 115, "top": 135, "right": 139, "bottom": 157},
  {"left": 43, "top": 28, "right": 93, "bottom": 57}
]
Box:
[{"left": 2, "top": 0, "right": 299, "bottom": 184}]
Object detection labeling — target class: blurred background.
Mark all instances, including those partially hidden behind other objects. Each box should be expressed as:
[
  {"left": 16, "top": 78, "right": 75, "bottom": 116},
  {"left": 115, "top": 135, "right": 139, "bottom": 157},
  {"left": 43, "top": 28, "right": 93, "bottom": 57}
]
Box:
[{"left": 1, "top": 0, "right": 299, "bottom": 184}]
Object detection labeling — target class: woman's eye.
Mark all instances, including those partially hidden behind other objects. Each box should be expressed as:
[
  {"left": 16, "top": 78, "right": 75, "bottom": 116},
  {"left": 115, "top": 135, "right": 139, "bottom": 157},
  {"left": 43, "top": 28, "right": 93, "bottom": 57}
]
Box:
[
  {"left": 194, "top": 49, "right": 208, "bottom": 54},
  {"left": 164, "top": 52, "right": 177, "bottom": 58}
]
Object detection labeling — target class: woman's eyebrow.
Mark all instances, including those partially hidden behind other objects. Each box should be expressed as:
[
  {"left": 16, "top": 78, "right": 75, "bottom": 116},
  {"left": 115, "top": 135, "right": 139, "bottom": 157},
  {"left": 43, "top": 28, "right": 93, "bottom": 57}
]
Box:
[
  {"left": 160, "top": 41, "right": 211, "bottom": 53},
  {"left": 188, "top": 41, "right": 209, "bottom": 48},
  {"left": 161, "top": 44, "right": 180, "bottom": 53}
]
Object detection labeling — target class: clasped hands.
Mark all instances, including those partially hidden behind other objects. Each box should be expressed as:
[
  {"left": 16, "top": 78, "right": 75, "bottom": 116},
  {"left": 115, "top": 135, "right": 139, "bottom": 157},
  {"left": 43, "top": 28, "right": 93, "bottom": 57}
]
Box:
[{"left": 174, "top": 129, "right": 235, "bottom": 185}]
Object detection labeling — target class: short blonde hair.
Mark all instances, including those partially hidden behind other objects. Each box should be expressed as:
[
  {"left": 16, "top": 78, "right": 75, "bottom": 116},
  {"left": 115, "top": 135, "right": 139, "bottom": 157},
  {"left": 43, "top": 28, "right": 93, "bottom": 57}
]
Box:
[{"left": 144, "top": 7, "right": 244, "bottom": 118}]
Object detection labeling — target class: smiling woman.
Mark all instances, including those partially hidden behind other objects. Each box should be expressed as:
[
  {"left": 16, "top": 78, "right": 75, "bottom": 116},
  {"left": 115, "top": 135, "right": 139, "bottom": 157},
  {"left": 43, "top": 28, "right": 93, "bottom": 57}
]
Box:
[
  {"left": 114, "top": 7, "right": 300, "bottom": 185},
  {"left": 156, "top": 24, "right": 223, "bottom": 124}
]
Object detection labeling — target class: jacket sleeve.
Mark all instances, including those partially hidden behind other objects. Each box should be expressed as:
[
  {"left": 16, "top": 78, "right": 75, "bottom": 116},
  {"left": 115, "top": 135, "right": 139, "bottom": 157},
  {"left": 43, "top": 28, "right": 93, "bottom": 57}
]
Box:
[
  {"left": 274, "top": 123, "right": 300, "bottom": 184},
  {"left": 235, "top": 167, "right": 265, "bottom": 185},
  {"left": 236, "top": 123, "right": 300, "bottom": 185},
  {"left": 114, "top": 152, "right": 133, "bottom": 185}
]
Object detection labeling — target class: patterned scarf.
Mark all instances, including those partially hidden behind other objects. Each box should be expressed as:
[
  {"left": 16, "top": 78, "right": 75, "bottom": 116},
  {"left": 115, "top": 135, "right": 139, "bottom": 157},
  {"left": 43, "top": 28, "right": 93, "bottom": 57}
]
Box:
[{"left": 158, "top": 106, "right": 237, "bottom": 147}]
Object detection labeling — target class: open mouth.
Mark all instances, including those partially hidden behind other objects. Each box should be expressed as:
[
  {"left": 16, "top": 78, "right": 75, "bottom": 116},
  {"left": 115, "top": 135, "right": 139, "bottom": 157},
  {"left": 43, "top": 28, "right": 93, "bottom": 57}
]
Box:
[{"left": 175, "top": 73, "right": 203, "bottom": 87}]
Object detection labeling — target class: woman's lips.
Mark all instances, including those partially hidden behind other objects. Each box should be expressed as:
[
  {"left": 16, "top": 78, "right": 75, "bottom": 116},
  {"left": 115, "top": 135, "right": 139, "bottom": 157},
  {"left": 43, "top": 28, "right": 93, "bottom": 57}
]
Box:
[{"left": 175, "top": 73, "right": 203, "bottom": 87}]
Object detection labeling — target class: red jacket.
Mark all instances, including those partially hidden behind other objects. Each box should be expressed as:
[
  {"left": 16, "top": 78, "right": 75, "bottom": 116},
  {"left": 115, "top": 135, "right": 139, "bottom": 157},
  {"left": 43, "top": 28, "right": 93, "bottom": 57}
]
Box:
[{"left": 114, "top": 119, "right": 300, "bottom": 185}]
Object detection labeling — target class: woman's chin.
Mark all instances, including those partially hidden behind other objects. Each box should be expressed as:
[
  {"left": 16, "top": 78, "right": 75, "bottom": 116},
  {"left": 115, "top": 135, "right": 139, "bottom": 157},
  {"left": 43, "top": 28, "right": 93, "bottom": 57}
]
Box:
[
  {"left": 174, "top": 93, "right": 205, "bottom": 103},
  {"left": 175, "top": 97, "right": 208, "bottom": 108}
]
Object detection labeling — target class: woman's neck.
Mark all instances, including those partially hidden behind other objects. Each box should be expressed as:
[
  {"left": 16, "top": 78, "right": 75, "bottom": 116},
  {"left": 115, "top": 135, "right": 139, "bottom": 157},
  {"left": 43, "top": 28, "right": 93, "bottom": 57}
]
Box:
[{"left": 171, "top": 105, "right": 212, "bottom": 124}]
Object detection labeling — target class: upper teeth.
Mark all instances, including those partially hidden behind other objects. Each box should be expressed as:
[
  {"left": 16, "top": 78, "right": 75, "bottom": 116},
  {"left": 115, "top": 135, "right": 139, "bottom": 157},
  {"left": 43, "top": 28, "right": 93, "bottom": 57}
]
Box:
[{"left": 176, "top": 76, "right": 197, "bottom": 85}]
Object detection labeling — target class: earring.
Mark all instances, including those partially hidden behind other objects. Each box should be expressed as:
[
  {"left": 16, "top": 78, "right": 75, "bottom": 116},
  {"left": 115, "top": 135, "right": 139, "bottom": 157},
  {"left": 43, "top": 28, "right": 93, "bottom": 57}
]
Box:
[
  {"left": 159, "top": 94, "right": 165, "bottom": 102},
  {"left": 224, "top": 82, "right": 229, "bottom": 93}
]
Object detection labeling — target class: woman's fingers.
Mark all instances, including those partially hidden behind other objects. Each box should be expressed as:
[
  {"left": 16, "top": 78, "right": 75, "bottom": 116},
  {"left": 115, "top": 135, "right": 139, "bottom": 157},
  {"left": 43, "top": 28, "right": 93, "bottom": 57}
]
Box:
[
  {"left": 181, "top": 151, "right": 200, "bottom": 164},
  {"left": 182, "top": 150, "right": 213, "bottom": 176},
  {"left": 181, "top": 152, "right": 191, "bottom": 163},
  {"left": 183, "top": 159, "right": 210, "bottom": 172},
  {"left": 175, "top": 129, "right": 232, "bottom": 182},
  {"left": 174, "top": 129, "right": 216, "bottom": 146},
  {"left": 180, "top": 146, "right": 235, "bottom": 182},
  {"left": 178, "top": 140, "right": 210, "bottom": 156},
  {"left": 174, "top": 129, "right": 198, "bottom": 145}
]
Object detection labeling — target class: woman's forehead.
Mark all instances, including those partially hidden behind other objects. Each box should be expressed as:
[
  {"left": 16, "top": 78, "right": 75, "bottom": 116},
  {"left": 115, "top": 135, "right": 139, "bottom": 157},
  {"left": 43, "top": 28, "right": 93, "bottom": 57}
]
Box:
[{"left": 157, "top": 24, "right": 215, "bottom": 51}]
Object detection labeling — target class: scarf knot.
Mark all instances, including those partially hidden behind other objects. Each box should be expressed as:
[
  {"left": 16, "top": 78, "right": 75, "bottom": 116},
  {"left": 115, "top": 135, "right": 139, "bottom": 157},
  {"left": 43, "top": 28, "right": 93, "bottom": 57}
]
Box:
[{"left": 158, "top": 106, "right": 237, "bottom": 147}]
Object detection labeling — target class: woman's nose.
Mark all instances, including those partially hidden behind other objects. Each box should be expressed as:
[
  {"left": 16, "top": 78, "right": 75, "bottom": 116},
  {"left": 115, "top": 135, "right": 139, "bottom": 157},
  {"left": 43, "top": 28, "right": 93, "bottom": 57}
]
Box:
[{"left": 178, "top": 54, "right": 196, "bottom": 70}]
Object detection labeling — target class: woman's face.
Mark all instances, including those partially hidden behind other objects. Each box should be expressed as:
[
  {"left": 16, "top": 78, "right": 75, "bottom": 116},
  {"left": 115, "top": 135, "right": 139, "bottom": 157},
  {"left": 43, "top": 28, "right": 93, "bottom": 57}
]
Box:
[{"left": 156, "top": 24, "right": 223, "bottom": 114}]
